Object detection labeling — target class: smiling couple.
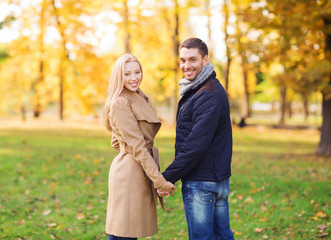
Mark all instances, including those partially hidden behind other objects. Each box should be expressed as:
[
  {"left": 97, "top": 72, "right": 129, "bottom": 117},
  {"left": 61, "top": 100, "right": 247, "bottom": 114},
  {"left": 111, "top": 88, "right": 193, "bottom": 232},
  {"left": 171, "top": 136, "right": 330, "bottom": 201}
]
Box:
[{"left": 103, "top": 38, "right": 234, "bottom": 240}]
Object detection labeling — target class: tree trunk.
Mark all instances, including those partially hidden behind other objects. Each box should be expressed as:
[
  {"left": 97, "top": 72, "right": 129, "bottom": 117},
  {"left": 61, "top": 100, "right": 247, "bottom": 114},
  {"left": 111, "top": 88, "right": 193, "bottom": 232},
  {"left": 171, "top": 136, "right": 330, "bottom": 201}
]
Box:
[
  {"left": 279, "top": 86, "right": 287, "bottom": 125},
  {"left": 223, "top": 0, "right": 231, "bottom": 92},
  {"left": 33, "top": 0, "right": 46, "bottom": 118},
  {"left": 123, "top": 0, "right": 131, "bottom": 53},
  {"left": 302, "top": 93, "right": 309, "bottom": 121},
  {"left": 52, "top": 0, "right": 70, "bottom": 120},
  {"left": 21, "top": 105, "right": 26, "bottom": 122},
  {"left": 316, "top": 93, "right": 331, "bottom": 156},
  {"left": 59, "top": 60, "right": 64, "bottom": 120},
  {"left": 316, "top": 16, "right": 331, "bottom": 156},
  {"left": 287, "top": 100, "right": 292, "bottom": 119},
  {"left": 240, "top": 53, "right": 250, "bottom": 118},
  {"left": 243, "top": 69, "right": 250, "bottom": 118},
  {"left": 171, "top": 0, "right": 180, "bottom": 125},
  {"left": 205, "top": 0, "right": 214, "bottom": 62}
]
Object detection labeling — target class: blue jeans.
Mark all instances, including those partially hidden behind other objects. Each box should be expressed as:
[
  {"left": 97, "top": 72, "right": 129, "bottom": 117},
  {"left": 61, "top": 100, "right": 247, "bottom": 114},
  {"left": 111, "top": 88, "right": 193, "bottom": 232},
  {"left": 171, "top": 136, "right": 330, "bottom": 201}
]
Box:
[
  {"left": 108, "top": 235, "right": 137, "bottom": 240},
  {"left": 182, "top": 179, "right": 234, "bottom": 240}
]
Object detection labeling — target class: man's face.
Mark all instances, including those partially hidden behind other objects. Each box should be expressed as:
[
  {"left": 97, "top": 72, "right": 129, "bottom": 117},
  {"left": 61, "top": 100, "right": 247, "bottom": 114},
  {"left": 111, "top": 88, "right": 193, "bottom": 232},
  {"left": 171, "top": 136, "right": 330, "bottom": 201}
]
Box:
[{"left": 179, "top": 47, "right": 208, "bottom": 81}]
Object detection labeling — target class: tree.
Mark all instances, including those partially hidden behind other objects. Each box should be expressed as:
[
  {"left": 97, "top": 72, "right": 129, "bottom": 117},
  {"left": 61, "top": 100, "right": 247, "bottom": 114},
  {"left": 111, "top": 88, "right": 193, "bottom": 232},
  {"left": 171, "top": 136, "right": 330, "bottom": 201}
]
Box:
[
  {"left": 223, "top": 0, "right": 232, "bottom": 92},
  {"left": 244, "top": 0, "right": 330, "bottom": 155},
  {"left": 0, "top": 0, "right": 110, "bottom": 119},
  {"left": 33, "top": 0, "right": 47, "bottom": 118},
  {"left": 316, "top": 13, "right": 331, "bottom": 156}
]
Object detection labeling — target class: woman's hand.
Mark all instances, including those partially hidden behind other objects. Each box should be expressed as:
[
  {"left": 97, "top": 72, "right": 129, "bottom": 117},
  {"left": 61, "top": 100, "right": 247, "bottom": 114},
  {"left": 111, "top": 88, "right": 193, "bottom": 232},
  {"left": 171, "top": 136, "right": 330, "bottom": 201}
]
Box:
[
  {"left": 158, "top": 181, "right": 176, "bottom": 196},
  {"left": 157, "top": 189, "right": 170, "bottom": 197}
]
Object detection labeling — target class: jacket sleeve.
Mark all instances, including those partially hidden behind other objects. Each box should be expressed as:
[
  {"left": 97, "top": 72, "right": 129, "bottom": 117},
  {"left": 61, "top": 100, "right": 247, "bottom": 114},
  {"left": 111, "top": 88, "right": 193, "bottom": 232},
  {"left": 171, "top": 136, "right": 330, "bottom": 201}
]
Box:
[
  {"left": 110, "top": 96, "right": 167, "bottom": 188},
  {"left": 163, "top": 91, "right": 221, "bottom": 183}
]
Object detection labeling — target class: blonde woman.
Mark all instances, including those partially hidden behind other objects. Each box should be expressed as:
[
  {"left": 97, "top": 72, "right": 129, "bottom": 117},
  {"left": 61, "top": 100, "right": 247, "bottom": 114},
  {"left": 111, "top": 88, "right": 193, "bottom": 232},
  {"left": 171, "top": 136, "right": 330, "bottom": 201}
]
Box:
[{"left": 103, "top": 54, "right": 176, "bottom": 240}]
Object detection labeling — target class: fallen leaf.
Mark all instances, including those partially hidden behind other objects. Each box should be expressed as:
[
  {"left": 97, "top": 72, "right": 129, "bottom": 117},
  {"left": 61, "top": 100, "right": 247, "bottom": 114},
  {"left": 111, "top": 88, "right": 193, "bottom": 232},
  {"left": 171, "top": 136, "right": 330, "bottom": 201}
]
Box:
[
  {"left": 47, "top": 223, "right": 57, "bottom": 228},
  {"left": 259, "top": 215, "right": 266, "bottom": 222},
  {"left": 260, "top": 205, "right": 267, "bottom": 212},
  {"left": 233, "top": 213, "right": 239, "bottom": 219},
  {"left": 92, "top": 170, "right": 100, "bottom": 176},
  {"left": 255, "top": 227, "right": 263, "bottom": 233},
  {"left": 317, "top": 225, "right": 326, "bottom": 230},
  {"left": 236, "top": 195, "right": 244, "bottom": 200},
  {"left": 315, "top": 210, "right": 327, "bottom": 218},
  {"left": 76, "top": 212, "right": 85, "bottom": 220},
  {"left": 42, "top": 209, "right": 52, "bottom": 216},
  {"left": 244, "top": 196, "right": 254, "bottom": 204},
  {"left": 233, "top": 230, "right": 242, "bottom": 236},
  {"left": 316, "top": 232, "right": 329, "bottom": 238}
]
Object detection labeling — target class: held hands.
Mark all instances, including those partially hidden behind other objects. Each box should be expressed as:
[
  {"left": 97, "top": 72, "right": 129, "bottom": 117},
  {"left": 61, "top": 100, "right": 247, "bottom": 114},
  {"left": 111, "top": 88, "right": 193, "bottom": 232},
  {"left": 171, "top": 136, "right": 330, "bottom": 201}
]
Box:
[{"left": 157, "top": 181, "right": 176, "bottom": 197}]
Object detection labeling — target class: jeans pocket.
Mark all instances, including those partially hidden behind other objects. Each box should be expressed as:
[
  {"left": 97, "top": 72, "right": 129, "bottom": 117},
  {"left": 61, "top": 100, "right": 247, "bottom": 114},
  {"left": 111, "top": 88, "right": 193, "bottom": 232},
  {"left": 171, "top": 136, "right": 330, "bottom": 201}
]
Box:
[
  {"left": 218, "top": 178, "right": 230, "bottom": 200},
  {"left": 198, "top": 182, "right": 216, "bottom": 203}
]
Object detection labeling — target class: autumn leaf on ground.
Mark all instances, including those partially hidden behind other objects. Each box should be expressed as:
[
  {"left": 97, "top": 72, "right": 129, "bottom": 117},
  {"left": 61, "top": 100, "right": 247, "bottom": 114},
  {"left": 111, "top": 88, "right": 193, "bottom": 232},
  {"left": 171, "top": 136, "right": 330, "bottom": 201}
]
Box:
[
  {"left": 255, "top": 227, "right": 263, "bottom": 233},
  {"left": 317, "top": 224, "right": 326, "bottom": 230},
  {"left": 316, "top": 232, "right": 329, "bottom": 238},
  {"left": 233, "top": 213, "right": 239, "bottom": 219},
  {"left": 311, "top": 210, "right": 327, "bottom": 220},
  {"left": 315, "top": 211, "right": 327, "bottom": 218},
  {"left": 42, "top": 209, "right": 52, "bottom": 216},
  {"left": 260, "top": 205, "right": 267, "bottom": 212},
  {"left": 259, "top": 215, "right": 266, "bottom": 222},
  {"left": 244, "top": 196, "right": 254, "bottom": 204},
  {"left": 236, "top": 195, "right": 244, "bottom": 200},
  {"left": 232, "top": 230, "right": 242, "bottom": 236},
  {"left": 47, "top": 223, "right": 57, "bottom": 228},
  {"left": 76, "top": 212, "right": 85, "bottom": 220}
]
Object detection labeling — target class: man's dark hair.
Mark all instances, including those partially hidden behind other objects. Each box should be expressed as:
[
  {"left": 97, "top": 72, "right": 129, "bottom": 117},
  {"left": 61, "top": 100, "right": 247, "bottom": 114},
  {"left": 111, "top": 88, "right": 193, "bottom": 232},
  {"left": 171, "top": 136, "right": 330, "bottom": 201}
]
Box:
[{"left": 179, "top": 38, "right": 208, "bottom": 57}]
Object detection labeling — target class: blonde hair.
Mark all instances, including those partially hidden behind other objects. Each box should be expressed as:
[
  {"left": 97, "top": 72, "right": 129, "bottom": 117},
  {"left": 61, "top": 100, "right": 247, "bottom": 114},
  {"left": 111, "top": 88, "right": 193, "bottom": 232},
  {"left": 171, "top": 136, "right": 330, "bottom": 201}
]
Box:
[{"left": 103, "top": 53, "right": 143, "bottom": 131}]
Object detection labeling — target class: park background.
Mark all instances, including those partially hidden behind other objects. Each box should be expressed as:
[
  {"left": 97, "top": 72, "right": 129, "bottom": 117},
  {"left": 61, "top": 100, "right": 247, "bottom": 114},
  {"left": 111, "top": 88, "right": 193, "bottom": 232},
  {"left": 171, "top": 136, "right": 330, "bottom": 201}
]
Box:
[{"left": 0, "top": 0, "right": 330, "bottom": 239}]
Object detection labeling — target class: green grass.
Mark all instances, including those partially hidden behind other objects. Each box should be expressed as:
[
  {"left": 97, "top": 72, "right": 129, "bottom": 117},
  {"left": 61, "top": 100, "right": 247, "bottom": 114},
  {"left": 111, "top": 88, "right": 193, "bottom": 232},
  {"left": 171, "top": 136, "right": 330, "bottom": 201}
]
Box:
[{"left": 0, "top": 123, "right": 329, "bottom": 239}]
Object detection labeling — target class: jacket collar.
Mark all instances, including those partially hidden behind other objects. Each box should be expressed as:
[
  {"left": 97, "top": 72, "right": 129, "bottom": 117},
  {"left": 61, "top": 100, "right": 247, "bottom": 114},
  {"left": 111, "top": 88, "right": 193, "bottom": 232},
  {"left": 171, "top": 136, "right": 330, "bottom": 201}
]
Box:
[
  {"left": 121, "top": 88, "right": 161, "bottom": 124},
  {"left": 181, "top": 71, "right": 216, "bottom": 98}
]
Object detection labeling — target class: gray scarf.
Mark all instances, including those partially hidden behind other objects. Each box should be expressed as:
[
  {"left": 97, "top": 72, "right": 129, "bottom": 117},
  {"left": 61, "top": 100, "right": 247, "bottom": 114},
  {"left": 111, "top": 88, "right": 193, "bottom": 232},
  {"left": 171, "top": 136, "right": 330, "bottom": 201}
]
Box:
[{"left": 179, "top": 63, "right": 214, "bottom": 97}]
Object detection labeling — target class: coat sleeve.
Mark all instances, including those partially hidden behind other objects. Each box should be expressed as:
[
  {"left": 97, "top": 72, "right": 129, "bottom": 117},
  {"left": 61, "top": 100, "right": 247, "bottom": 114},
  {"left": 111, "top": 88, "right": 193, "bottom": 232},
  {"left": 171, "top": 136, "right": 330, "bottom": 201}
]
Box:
[
  {"left": 110, "top": 96, "right": 167, "bottom": 188},
  {"left": 163, "top": 91, "right": 221, "bottom": 183}
]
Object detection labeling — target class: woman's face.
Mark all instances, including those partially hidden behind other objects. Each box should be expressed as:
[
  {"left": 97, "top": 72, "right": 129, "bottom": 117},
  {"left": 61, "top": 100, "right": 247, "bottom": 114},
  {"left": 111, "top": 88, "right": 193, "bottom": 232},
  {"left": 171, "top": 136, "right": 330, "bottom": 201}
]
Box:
[{"left": 123, "top": 61, "right": 142, "bottom": 92}]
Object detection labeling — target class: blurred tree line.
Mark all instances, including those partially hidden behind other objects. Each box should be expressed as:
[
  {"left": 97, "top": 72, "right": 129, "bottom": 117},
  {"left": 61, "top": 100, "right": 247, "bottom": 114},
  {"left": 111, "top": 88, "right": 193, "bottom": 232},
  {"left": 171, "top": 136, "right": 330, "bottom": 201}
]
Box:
[{"left": 0, "top": 0, "right": 330, "bottom": 155}]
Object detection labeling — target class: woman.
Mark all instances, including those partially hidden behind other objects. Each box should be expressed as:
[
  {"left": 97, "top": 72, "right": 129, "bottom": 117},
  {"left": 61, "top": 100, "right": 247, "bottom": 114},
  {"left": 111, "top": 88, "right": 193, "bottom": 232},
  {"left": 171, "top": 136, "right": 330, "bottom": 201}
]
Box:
[{"left": 103, "top": 53, "right": 175, "bottom": 240}]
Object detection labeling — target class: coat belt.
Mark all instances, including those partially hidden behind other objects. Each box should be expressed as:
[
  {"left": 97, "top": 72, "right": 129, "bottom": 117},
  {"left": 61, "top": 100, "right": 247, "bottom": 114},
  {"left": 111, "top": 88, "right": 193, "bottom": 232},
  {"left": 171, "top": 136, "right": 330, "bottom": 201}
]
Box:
[{"left": 119, "top": 143, "right": 165, "bottom": 210}]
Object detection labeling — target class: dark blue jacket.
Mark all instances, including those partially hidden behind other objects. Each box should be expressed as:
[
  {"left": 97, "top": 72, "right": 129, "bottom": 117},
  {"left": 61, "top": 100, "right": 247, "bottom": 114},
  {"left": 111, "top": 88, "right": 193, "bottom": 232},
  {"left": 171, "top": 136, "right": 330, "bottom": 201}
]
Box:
[{"left": 162, "top": 71, "right": 232, "bottom": 184}]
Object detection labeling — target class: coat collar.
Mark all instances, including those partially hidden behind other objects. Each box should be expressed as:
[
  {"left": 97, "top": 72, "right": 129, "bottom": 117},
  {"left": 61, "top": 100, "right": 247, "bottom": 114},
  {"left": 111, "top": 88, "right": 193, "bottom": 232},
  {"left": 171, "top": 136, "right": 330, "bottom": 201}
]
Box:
[{"left": 121, "top": 88, "right": 161, "bottom": 124}]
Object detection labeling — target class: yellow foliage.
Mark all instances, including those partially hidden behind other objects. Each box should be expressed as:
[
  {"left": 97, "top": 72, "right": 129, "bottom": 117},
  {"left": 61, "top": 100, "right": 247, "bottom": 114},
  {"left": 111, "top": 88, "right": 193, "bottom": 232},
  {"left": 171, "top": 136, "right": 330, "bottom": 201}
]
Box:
[{"left": 228, "top": 56, "right": 257, "bottom": 98}]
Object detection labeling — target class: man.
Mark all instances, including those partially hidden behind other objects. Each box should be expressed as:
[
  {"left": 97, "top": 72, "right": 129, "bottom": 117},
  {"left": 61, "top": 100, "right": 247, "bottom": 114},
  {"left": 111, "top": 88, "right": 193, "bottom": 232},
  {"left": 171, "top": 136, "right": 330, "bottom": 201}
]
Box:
[{"left": 160, "top": 38, "right": 234, "bottom": 240}]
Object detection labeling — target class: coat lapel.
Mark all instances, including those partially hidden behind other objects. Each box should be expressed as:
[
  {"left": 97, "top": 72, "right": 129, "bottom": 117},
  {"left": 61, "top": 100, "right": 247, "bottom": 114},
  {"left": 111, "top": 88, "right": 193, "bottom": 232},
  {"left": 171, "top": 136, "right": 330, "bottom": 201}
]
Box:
[{"left": 121, "top": 88, "right": 161, "bottom": 124}]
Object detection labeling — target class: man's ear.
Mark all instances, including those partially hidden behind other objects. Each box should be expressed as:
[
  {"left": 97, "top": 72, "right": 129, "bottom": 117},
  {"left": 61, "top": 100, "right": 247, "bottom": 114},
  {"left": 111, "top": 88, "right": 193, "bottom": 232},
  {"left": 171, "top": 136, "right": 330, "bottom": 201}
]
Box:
[{"left": 203, "top": 55, "right": 209, "bottom": 66}]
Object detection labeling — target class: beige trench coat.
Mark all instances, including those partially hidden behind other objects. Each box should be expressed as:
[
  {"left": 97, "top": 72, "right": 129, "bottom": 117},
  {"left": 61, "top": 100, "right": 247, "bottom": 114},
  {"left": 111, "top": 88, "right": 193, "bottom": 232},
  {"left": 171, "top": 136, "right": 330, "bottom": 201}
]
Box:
[{"left": 105, "top": 88, "right": 167, "bottom": 238}]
